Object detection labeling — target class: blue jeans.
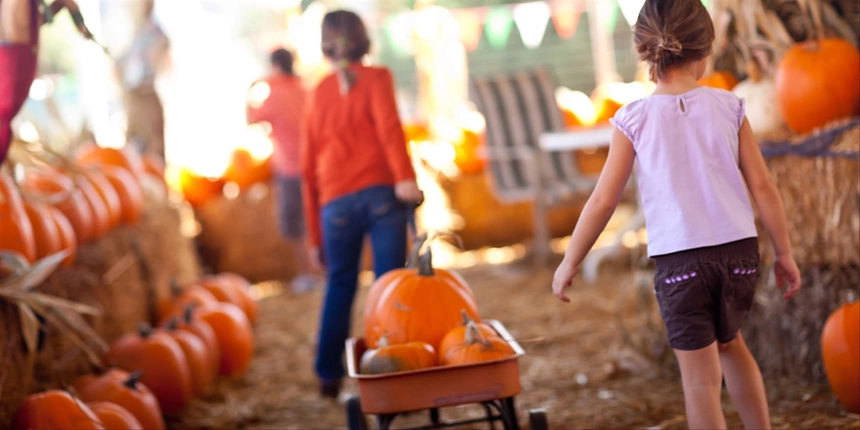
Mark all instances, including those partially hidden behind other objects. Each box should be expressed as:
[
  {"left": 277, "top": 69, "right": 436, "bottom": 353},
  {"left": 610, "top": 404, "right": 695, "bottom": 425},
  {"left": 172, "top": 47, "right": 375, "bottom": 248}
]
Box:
[{"left": 314, "top": 186, "right": 408, "bottom": 381}]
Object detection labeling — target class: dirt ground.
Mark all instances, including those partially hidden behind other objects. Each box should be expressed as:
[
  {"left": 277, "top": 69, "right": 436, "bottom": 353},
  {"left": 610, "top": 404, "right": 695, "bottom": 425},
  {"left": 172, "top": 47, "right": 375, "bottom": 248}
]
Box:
[{"left": 169, "top": 258, "right": 860, "bottom": 429}]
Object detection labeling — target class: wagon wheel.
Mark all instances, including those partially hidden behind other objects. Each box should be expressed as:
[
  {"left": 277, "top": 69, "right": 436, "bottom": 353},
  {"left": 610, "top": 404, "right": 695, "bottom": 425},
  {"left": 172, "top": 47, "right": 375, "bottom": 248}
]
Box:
[
  {"left": 500, "top": 397, "right": 520, "bottom": 430},
  {"left": 528, "top": 409, "right": 549, "bottom": 430},
  {"left": 345, "top": 395, "right": 368, "bottom": 430}
]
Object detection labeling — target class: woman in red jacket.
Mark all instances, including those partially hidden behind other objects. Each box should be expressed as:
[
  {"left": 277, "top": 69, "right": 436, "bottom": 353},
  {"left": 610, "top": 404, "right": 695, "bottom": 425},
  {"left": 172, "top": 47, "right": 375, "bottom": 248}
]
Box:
[{"left": 301, "top": 10, "right": 422, "bottom": 398}]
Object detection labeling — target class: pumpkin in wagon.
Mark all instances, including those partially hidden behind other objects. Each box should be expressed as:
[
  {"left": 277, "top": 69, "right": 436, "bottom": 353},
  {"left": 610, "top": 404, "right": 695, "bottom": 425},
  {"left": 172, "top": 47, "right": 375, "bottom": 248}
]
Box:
[
  {"left": 442, "top": 320, "right": 515, "bottom": 366},
  {"left": 359, "top": 336, "right": 437, "bottom": 374},
  {"left": 438, "top": 311, "right": 498, "bottom": 361}
]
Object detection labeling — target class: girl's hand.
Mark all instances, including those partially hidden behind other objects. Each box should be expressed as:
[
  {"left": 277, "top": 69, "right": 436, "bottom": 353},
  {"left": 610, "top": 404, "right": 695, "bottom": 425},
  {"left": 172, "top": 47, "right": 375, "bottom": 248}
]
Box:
[
  {"left": 774, "top": 255, "right": 801, "bottom": 299},
  {"left": 552, "top": 259, "right": 580, "bottom": 303},
  {"left": 308, "top": 247, "right": 326, "bottom": 273},
  {"left": 395, "top": 180, "right": 423, "bottom": 204}
]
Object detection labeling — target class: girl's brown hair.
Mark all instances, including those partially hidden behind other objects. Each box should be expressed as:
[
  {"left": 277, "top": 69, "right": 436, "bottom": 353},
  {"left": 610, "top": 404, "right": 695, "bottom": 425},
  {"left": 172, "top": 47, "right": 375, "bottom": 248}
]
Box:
[{"left": 634, "top": 0, "right": 715, "bottom": 81}]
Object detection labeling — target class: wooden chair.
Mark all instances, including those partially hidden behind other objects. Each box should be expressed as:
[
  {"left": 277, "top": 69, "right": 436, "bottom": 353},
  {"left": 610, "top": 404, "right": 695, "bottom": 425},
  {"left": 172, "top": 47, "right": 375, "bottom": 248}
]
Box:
[{"left": 469, "top": 68, "right": 599, "bottom": 265}]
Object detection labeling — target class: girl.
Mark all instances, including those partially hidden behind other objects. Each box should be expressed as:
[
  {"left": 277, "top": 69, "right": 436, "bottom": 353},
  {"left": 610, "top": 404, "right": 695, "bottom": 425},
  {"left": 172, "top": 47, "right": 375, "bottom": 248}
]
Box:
[
  {"left": 301, "top": 10, "right": 423, "bottom": 398},
  {"left": 551, "top": 0, "right": 801, "bottom": 428}
]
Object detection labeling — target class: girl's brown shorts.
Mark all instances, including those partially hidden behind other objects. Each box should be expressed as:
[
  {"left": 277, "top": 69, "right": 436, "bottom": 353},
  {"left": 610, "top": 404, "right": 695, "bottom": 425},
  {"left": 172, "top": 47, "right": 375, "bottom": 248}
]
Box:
[{"left": 653, "top": 237, "right": 760, "bottom": 351}]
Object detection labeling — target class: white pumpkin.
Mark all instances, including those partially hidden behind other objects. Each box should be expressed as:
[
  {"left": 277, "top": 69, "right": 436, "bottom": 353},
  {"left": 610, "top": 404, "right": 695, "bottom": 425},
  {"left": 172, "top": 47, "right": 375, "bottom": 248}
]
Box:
[{"left": 732, "top": 61, "right": 786, "bottom": 137}]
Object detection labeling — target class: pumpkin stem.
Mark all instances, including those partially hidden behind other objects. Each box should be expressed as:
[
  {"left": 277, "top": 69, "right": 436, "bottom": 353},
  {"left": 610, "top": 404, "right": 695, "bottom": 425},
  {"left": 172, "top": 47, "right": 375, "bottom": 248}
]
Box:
[
  {"left": 124, "top": 370, "right": 143, "bottom": 391},
  {"left": 164, "top": 317, "right": 179, "bottom": 331},
  {"left": 746, "top": 57, "right": 762, "bottom": 83},
  {"left": 138, "top": 322, "right": 153, "bottom": 338},
  {"left": 183, "top": 304, "right": 195, "bottom": 323},
  {"left": 417, "top": 249, "right": 434, "bottom": 277},
  {"left": 460, "top": 309, "right": 473, "bottom": 326},
  {"left": 406, "top": 233, "right": 429, "bottom": 268},
  {"left": 463, "top": 320, "right": 489, "bottom": 347},
  {"left": 169, "top": 278, "right": 183, "bottom": 297},
  {"left": 377, "top": 335, "right": 390, "bottom": 349}
]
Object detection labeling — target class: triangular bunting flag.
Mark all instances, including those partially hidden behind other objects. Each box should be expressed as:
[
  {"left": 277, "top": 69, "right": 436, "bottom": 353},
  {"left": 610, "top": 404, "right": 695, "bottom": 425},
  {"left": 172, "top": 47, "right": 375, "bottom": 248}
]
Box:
[
  {"left": 452, "top": 7, "right": 485, "bottom": 52},
  {"left": 484, "top": 6, "right": 514, "bottom": 49},
  {"left": 551, "top": 0, "right": 583, "bottom": 39},
  {"left": 513, "top": 2, "right": 551, "bottom": 49},
  {"left": 618, "top": 0, "right": 645, "bottom": 28}
]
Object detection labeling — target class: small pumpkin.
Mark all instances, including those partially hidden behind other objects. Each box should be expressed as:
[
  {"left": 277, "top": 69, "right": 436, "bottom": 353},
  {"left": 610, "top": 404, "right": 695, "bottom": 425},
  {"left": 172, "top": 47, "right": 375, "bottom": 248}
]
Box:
[
  {"left": 776, "top": 38, "right": 860, "bottom": 134},
  {"left": 12, "top": 390, "right": 103, "bottom": 430},
  {"left": 86, "top": 402, "right": 143, "bottom": 430},
  {"left": 69, "top": 171, "right": 111, "bottom": 239},
  {"left": 359, "top": 336, "right": 437, "bottom": 374},
  {"left": 76, "top": 144, "right": 146, "bottom": 182},
  {"left": 198, "top": 273, "right": 258, "bottom": 324},
  {"left": 101, "top": 165, "right": 143, "bottom": 226},
  {"left": 46, "top": 206, "right": 77, "bottom": 268},
  {"left": 195, "top": 302, "right": 255, "bottom": 378},
  {"left": 442, "top": 320, "right": 516, "bottom": 366},
  {"left": 363, "top": 243, "right": 480, "bottom": 351},
  {"left": 163, "top": 317, "right": 217, "bottom": 396},
  {"left": 73, "top": 369, "right": 165, "bottom": 430},
  {"left": 179, "top": 167, "right": 224, "bottom": 207},
  {"left": 732, "top": 59, "right": 785, "bottom": 137},
  {"left": 438, "top": 310, "right": 498, "bottom": 361},
  {"left": 156, "top": 280, "right": 218, "bottom": 323},
  {"left": 698, "top": 70, "right": 740, "bottom": 91},
  {"left": 453, "top": 129, "right": 486, "bottom": 175},
  {"left": 0, "top": 172, "right": 36, "bottom": 262},
  {"left": 822, "top": 301, "right": 860, "bottom": 413},
  {"left": 81, "top": 169, "right": 123, "bottom": 229},
  {"left": 106, "top": 323, "right": 193, "bottom": 417},
  {"left": 22, "top": 168, "right": 94, "bottom": 244},
  {"left": 222, "top": 148, "right": 272, "bottom": 190},
  {"left": 174, "top": 305, "right": 221, "bottom": 379},
  {"left": 22, "top": 199, "right": 61, "bottom": 259}
]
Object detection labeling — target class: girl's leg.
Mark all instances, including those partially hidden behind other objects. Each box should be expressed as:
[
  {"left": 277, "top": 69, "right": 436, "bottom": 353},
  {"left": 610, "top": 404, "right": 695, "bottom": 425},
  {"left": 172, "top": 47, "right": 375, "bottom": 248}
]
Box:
[
  {"left": 674, "top": 342, "right": 727, "bottom": 429},
  {"left": 314, "top": 198, "right": 365, "bottom": 386},
  {"left": 718, "top": 332, "right": 771, "bottom": 429}
]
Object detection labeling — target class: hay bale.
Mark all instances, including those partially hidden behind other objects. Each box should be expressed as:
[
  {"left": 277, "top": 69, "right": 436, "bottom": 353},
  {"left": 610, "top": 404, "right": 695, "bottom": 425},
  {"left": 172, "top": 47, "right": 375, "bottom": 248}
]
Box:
[
  {"left": 195, "top": 183, "right": 299, "bottom": 283},
  {"left": 437, "top": 171, "right": 582, "bottom": 250},
  {"left": 0, "top": 303, "right": 35, "bottom": 429}
]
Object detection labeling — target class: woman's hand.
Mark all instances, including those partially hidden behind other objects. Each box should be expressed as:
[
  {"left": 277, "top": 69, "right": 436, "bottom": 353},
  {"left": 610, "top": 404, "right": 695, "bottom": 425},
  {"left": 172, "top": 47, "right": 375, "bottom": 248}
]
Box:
[
  {"left": 308, "top": 247, "right": 325, "bottom": 273},
  {"left": 395, "top": 180, "right": 423, "bottom": 204}
]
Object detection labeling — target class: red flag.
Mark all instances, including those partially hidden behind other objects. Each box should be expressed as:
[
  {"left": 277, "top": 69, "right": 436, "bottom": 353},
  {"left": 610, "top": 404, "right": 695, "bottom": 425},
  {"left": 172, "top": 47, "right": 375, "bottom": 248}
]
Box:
[
  {"left": 551, "top": 0, "right": 583, "bottom": 39},
  {"left": 452, "top": 7, "right": 486, "bottom": 52}
]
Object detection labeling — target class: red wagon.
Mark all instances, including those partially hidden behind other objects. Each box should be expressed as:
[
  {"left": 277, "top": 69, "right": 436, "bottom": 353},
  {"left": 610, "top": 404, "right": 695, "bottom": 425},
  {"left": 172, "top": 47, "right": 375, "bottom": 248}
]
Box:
[{"left": 345, "top": 320, "right": 548, "bottom": 430}]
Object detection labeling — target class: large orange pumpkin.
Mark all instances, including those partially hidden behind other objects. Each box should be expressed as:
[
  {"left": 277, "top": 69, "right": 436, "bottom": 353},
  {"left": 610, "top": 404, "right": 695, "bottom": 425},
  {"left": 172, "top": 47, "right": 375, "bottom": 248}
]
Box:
[
  {"left": 222, "top": 148, "right": 272, "bottom": 190},
  {"left": 698, "top": 70, "right": 740, "bottom": 91},
  {"left": 106, "top": 324, "right": 193, "bottom": 417},
  {"left": 179, "top": 168, "right": 224, "bottom": 207},
  {"left": 776, "top": 38, "right": 860, "bottom": 134},
  {"left": 441, "top": 320, "right": 516, "bottom": 366},
  {"left": 822, "top": 301, "right": 860, "bottom": 413},
  {"left": 363, "top": 248, "right": 480, "bottom": 350},
  {"left": 22, "top": 200, "right": 62, "bottom": 259},
  {"left": 46, "top": 206, "right": 77, "bottom": 268},
  {"left": 195, "top": 302, "right": 255, "bottom": 378},
  {"left": 76, "top": 144, "right": 146, "bottom": 182},
  {"left": 1, "top": 173, "right": 37, "bottom": 262},
  {"left": 73, "top": 369, "right": 165, "bottom": 430},
  {"left": 81, "top": 169, "right": 123, "bottom": 229},
  {"left": 101, "top": 165, "right": 143, "bottom": 226},
  {"left": 12, "top": 390, "right": 103, "bottom": 430},
  {"left": 86, "top": 402, "right": 143, "bottom": 430},
  {"left": 22, "top": 169, "right": 94, "bottom": 244},
  {"left": 359, "top": 336, "right": 437, "bottom": 374}
]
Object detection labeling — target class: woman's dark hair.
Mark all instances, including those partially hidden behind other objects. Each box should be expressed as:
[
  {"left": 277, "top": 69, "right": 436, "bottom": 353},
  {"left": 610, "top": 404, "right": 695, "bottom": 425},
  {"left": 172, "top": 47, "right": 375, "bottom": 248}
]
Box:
[
  {"left": 270, "top": 48, "right": 294, "bottom": 74},
  {"left": 321, "top": 10, "right": 370, "bottom": 62},
  {"left": 634, "top": 0, "right": 715, "bottom": 81}
]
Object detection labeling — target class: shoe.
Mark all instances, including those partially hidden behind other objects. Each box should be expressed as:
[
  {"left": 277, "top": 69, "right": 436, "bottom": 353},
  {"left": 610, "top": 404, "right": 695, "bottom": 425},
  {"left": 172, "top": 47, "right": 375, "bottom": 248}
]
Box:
[
  {"left": 291, "top": 274, "right": 322, "bottom": 294},
  {"left": 320, "top": 379, "right": 341, "bottom": 399}
]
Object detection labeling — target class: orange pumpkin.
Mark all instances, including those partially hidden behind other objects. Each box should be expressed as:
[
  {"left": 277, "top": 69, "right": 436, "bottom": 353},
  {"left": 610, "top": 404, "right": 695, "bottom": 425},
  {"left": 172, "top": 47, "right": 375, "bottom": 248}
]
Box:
[
  {"left": 1, "top": 173, "right": 37, "bottom": 262},
  {"left": 86, "top": 402, "right": 143, "bottom": 430},
  {"left": 81, "top": 169, "right": 123, "bottom": 229},
  {"left": 403, "top": 123, "right": 430, "bottom": 143},
  {"left": 179, "top": 168, "right": 224, "bottom": 207},
  {"left": 73, "top": 369, "right": 165, "bottom": 430},
  {"left": 195, "top": 302, "right": 255, "bottom": 378},
  {"left": 442, "top": 320, "right": 516, "bottom": 365},
  {"left": 46, "top": 206, "right": 77, "bottom": 268},
  {"left": 69, "top": 172, "right": 111, "bottom": 239},
  {"left": 106, "top": 323, "right": 193, "bottom": 417},
  {"left": 12, "top": 390, "right": 103, "bottom": 430},
  {"left": 22, "top": 169, "right": 94, "bottom": 244},
  {"left": 593, "top": 97, "right": 624, "bottom": 125},
  {"left": 22, "top": 200, "right": 62, "bottom": 259},
  {"left": 363, "top": 248, "right": 480, "bottom": 350},
  {"left": 163, "top": 318, "right": 216, "bottom": 396},
  {"left": 143, "top": 154, "right": 166, "bottom": 180},
  {"left": 359, "top": 336, "right": 437, "bottom": 374},
  {"left": 776, "top": 38, "right": 860, "bottom": 134},
  {"left": 453, "top": 129, "right": 486, "bottom": 175},
  {"left": 156, "top": 280, "right": 218, "bottom": 322},
  {"left": 822, "top": 301, "right": 860, "bottom": 413},
  {"left": 698, "top": 70, "right": 740, "bottom": 91},
  {"left": 76, "top": 144, "right": 146, "bottom": 182},
  {"left": 222, "top": 148, "right": 272, "bottom": 189},
  {"left": 174, "top": 305, "right": 221, "bottom": 381},
  {"left": 102, "top": 165, "right": 143, "bottom": 226},
  {"left": 217, "top": 272, "right": 258, "bottom": 323},
  {"left": 438, "top": 311, "right": 498, "bottom": 361},
  {"left": 198, "top": 273, "right": 258, "bottom": 324}
]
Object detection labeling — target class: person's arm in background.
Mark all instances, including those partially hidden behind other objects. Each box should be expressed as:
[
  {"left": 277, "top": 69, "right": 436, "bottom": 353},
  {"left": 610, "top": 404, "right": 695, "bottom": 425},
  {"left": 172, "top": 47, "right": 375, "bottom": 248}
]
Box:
[
  {"left": 368, "top": 68, "right": 422, "bottom": 203},
  {"left": 300, "top": 93, "right": 324, "bottom": 271}
]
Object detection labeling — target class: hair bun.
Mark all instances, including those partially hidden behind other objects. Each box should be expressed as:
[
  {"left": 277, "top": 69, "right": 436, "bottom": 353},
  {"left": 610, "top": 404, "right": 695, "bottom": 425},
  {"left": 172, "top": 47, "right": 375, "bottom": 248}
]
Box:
[{"left": 652, "top": 34, "right": 683, "bottom": 62}]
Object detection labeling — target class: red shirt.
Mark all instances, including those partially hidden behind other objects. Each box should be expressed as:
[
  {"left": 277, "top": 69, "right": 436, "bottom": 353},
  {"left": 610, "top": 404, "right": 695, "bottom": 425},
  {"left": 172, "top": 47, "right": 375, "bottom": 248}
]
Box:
[
  {"left": 301, "top": 65, "right": 416, "bottom": 247},
  {"left": 247, "top": 74, "right": 306, "bottom": 177}
]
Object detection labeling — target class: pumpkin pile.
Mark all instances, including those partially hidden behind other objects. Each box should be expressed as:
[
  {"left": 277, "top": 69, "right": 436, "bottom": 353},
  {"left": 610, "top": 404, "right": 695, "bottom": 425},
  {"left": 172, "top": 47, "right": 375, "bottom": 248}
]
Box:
[
  {"left": 359, "top": 236, "right": 516, "bottom": 375},
  {"left": 10, "top": 272, "right": 258, "bottom": 429},
  {"left": 0, "top": 143, "right": 168, "bottom": 267},
  {"left": 175, "top": 147, "right": 273, "bottom": 208}
]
